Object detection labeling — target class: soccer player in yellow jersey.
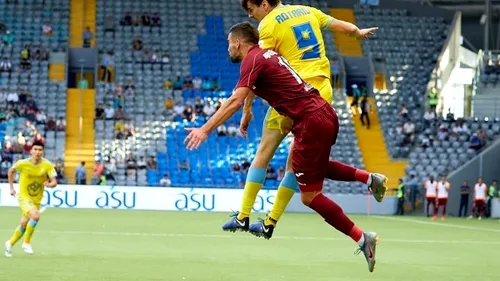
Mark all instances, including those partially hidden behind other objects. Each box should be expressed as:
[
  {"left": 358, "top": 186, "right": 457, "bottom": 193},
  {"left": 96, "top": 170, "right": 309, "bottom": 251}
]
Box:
[
  {"left": 4, "top": 141, "right": 57, "bottom": 257},
  {"left": 222, "top": 0, "right": 387, "bottom": 264}
]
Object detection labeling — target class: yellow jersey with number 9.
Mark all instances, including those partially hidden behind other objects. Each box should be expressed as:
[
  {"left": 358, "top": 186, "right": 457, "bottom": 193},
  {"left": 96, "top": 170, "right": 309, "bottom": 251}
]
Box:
[
  {"left": 12, "top": 158, "right": 57, "bottom": 204},
  {"left": 257, "top": 4, "right": 333, "bottom": 81}
]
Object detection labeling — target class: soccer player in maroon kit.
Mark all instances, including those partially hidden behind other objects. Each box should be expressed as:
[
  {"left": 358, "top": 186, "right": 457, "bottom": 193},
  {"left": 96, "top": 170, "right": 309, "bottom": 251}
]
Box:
[{"left": 184, "top": 22, "right": 379, "bottom": 272}]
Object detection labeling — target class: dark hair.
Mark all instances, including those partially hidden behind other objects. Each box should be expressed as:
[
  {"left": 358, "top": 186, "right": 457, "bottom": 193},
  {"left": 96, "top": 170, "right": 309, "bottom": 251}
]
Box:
[
  {"left": 32, "top": 140, "right": 44, "bottom": 149},
  {"left": 241, "top": 0, "right": 281, "bottom": 11},
  {"left": 228, "top": 22, "right": 260, "bottom": 45}
]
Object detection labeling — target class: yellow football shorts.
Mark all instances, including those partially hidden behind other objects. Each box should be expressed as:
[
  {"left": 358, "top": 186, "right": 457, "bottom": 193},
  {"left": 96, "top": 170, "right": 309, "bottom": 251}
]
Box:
[
  {"left": 17, "top": 196, "right": 40, "bottom": 217},
  {"left": 264, "top": 77, "right": 333, "bottom": 131}
]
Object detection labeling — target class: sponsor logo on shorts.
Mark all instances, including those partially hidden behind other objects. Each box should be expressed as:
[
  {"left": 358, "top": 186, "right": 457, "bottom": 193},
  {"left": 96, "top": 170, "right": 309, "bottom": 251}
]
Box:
[{"left": 295, "top": 173, "right": 304, "bottom": 177}]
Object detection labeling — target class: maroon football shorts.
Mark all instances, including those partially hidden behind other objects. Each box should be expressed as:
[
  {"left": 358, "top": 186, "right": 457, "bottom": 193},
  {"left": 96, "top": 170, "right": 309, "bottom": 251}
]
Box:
[
  {"left": 474, "top": 199, "right": 485, "bottom": 209},
  {"left": 437, "top": 198, "right": 447, "bottom": 206},
  {"left": 291, "top": 105, "right": 339, "bottom": 192}
]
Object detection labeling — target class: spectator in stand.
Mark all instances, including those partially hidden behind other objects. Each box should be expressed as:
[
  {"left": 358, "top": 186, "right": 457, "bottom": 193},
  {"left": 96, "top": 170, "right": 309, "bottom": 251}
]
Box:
[
  {"left": 0, "top": 20, "right": 5, "bottom": 34},
  {"left": 217, "top": 124, "right": 227, "bottom": 136},
  {"left": 114, "top": 105, "right": 126, "bottom": 120},
  {"left": 42, "top": 22, "right": 53, "bottom": 36},
  {"left": 445, "top": 108, "right": 455, "bottom": 122},
  {"left": 194, "top": 98, "right": 204, "bottom": 116},
  {"left": 164, "top": 78, "right": 173, "bottom": 89},
  {"left": 437, "top": 125, "right": 448, "bottom": 141},
  {"left": 277, "top": 166, "right": 285, "bottom": 181},
  {"left": 83, "top": 26, "right": 93, "bottom": 48},
  {"left": 202, "top": 77, "right": 212, "bottom": 90},
  {"left": 100, "top": 52, "right": 114, "bottom": 83},
  {"left": 423, "top": 108, "right": 436, "bottom": 127},
  {"left": 266, "top": 164, "right": 277, "bottom": 180},
  {"left": 7, "top": 90, "right": 18, "bottom": 105},
  {"left": 147, "top": 156, "right": 157, "bottom": 170},
  {"left": 182, "top": 105, "right": 195, "bottom": 122},
  {"left": 227, "top": 123, "right": 237, "bottom": 136},
  {"left": 125, "top": 120, "right": 135, "bottom": 138},
  {"left": 114, "top": 119, "right": 125, "bottom": 139},
  {"left": 477, "top": 128, "right": 487, "bottom": 145},
  {"left": 95, "top": 103, "right": 105, "bottom": 119},
  {"left": 137, "top": 156, "right": 147, "bottom": 170},
  {"left": 469, "top": 133, "right": 482, "bottom": 151},
  {"left": 173, "top": 76, "right": 184, "bottom": 90},
  {"left": 2, "top": 30, "right": 13, "bottom": 46},
  {"left": 0, "top": 57, "right": 12, "bottom": 72},
  {"left": 75, "top": 161, "right": 87, "bottom": 185},
  {"left": 104, "top": 104, "right": 115, "bottom": 119},
  {"left": 35, "top": 110, "right": 46, "bottom": 124},
  {"left": 399, "top": 104, "right": 409, "bottom": 121},
  {"left": 179, "top": 160, "right": 190, "bottom": 171},
  {"left": 162, "top": 52, "right": 170, "bottom": 64},
  {"left": 126, "top": 154, "right": 137, "bottom": 170},
  {"left": 46, "top": 116, "right": 56, "bottom": 131},
  {"left": 203, "top": 101, "right": 215, "bottom": 117},
  {"left": 192, "top": 76, "right": 202, "bottom": 90},
  {"left": 151, "top": 13, "right": 161, "bottom": 26},
  {"left": 132, "top": 36, "right": 143, "bottom": 51},
  {"left": 174, "top": 101, "right": 185, "bottom": 117},
  {"left": 141, "top": 13, "right": 151, "bottom": 26},
  {"left": 122, "top": 12, "right": 133, "bottom": 26},
  {"left": 184, "top": 76, "right": 194, "bottom": 89},
  {"left": 56, "top": 117, "right": 66, "bottom": 131},
  {"left": 241, "top": 158, "right": 250, "bottom": 173},
  {"left": 211, "top": 78, "right": 221, "bottom": 91},
  {"left": 0, "top": 157, "right": 11, "bottom": 180},
  {"left": 160, "top": 174, "right": 172, "bottom": 186},
  {"left": 360, "top": 97, "right": 371, "bottom": 129},
  {"left": 403, "top": 120, "right": 415, "bottom": 145},
  {"left": 164, "top": 97, "right": 174, "bottom": 113}
]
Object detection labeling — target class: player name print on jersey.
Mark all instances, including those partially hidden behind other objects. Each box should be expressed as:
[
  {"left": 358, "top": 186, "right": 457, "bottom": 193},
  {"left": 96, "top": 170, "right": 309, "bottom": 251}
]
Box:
[{"left": 274, "top": 7, "right": 311, "bottom": 24}]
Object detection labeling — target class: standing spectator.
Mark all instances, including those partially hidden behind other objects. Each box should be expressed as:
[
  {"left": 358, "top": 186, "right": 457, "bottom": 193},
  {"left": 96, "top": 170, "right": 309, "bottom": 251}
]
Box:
[
  {"left": 350, "top": 84, "right": 361, "bottom": 115},
  {"left": 75, "top": 161, "right": 87, "bottom": 185},
  {"left": 469, "top": 177, "right": 487, "bottom": 219},
  {"left": 486, "top": 179, "right": 498, "bottom": 218},
  {"left": 424, "top": 176, "right": 437, "bottom": 217},
  {"left": 427, "top": 87, "right": 439, "bottom": 113},
  {"left": 395, "top": 178, "right": 405, "bottom": 215},
  {"left": 100, "top": 52, "right": 114, "bottom": 83},
  {"left": 434, "top": 175, "right": 450, "bottom": 221},
  {"left": 93, "top": 160, "right": 104, "bottom": 184},
  {"left": 360, "top": 97, "right": 371, "bottom": 129},
  {"left": 83, "top": 26, "right": 93, "bottom": 48},
  {"left": 458, "top": 180, "right": 470, "bottom": 217}
]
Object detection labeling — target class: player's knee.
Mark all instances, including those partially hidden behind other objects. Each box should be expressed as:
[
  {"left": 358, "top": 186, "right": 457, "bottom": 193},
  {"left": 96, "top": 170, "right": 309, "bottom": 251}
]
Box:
[
  {"left": 300, "top": 191, "right": 321, "bottom": 206},
  {"left": 29, "top": 210, "right": 40, "bottom": 221},
  {"left": 20, "top": 220, "right": 29, "bottom": 229}
]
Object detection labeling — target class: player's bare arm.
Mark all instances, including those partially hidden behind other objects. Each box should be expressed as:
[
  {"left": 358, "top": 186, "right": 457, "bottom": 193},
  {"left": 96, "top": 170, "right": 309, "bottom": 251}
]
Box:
[
  {"left": 7, "top": 166, "right": 16, "bottom": 196},
  {"left": 328, "top": 18, "right": 377, "bottom": 40},
  {"left": 240, "top": 91, "right": 256, "bottom": 137},
  {"left": 185, "top": 87, "right": 251, "bottom": 149},
  {"left": 44, "top": 177, "right": 58, "bottom": 188}
]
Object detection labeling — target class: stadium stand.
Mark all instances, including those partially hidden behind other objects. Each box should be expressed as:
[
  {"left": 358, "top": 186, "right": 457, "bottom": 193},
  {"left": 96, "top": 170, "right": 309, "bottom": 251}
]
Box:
[
  {"left": 91, "top": 0, "right": 369, "bottom": 192},
  {"left": 354, "top": 4, "right": 450, "bottom": 159},
  {"left": 0, "top": 0, "right": 69, "bottom": 174}
]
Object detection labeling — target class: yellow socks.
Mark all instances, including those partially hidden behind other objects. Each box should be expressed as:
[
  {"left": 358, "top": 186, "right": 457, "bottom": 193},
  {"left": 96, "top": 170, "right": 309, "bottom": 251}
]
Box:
[
  {"left": 24, "top": 219, "right": 38, "bottom": 244},
  {"left": 267, "top": 172, "right": 298, "bottom": 226},
  {"left": 238, "top": 167, "right": 266, "bottom": 220},
  {"left": 9, "top": 225, "right": 25, "bottom": 246}
]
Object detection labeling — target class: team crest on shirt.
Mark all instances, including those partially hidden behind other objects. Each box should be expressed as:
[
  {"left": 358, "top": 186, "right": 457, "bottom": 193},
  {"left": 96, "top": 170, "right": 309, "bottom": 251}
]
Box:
[{"left": 27, "top": 182, "right": 43, "bottom": 197}]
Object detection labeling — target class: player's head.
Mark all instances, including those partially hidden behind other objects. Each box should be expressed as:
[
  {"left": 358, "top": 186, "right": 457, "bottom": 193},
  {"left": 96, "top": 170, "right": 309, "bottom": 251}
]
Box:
[
  {"left": 441, "top": 175, "right": 446, "bottom": 182},
  {"left": 478, "top": 177, "right": 483, "bottom": 184},
  {"left": 31, "top": 140, "right": 44, "bottom": 160},
  {"left": 241, "top": 0, "right": 281, "bottom": 22},
  {"left": 228, "top": 22, "right": 259, "bottom": 63}
]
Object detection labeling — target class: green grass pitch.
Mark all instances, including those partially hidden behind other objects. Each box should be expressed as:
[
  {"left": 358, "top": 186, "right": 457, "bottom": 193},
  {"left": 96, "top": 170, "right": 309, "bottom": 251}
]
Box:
[{"left": 0, "top": 207, "right": 498, "bottom": 281}]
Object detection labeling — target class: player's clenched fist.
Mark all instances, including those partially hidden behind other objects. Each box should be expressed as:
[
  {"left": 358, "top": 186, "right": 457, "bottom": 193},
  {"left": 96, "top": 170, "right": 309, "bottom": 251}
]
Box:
[{"left": 184, "top": 128, "right": 208, "bottom": 150}]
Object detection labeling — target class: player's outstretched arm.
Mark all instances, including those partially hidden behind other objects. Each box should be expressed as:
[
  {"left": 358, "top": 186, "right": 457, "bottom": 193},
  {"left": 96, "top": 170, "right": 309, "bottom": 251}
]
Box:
[
  {"left": 185, "top": 87, "right": 250, "bottom": 150},
  {"left": 327, "top": 18, "right": 377, "bottom": 40}
]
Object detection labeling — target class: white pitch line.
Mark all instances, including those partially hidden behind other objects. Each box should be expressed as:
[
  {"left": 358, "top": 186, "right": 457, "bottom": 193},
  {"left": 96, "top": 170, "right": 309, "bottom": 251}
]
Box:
[
  {"left": 372, "top": 216, "right": 500, "bottom": 233},
  {"left": 0, "top": 229, "right": 497, "bottom": 245}
]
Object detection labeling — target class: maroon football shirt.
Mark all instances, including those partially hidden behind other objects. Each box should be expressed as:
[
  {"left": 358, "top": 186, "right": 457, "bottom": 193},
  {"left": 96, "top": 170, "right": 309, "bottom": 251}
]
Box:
[{"left": 235, "top": 45, "right": 327, "bottom": 121}]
